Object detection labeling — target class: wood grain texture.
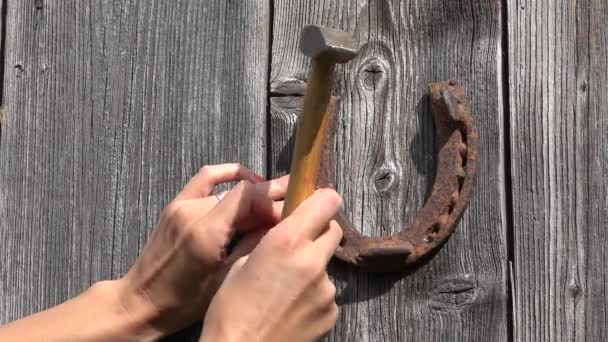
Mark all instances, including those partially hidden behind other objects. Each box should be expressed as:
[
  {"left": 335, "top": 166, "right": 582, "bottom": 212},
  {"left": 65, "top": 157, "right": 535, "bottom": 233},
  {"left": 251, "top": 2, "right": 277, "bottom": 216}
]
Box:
[
  {"left": 270, "top": 0, "right": 507, "bottom": 341},
  {"left": 0, "top": 0, "right": 4, "bottom": 319},
  {"left": 0, "top": 0, "right": 4, "bottom": 144},
  {"left": 508, "top": 0, "right": 608, "bottom": 340},
  {"left": 0, "top": 0, "right": 269, "bottom": 325}
]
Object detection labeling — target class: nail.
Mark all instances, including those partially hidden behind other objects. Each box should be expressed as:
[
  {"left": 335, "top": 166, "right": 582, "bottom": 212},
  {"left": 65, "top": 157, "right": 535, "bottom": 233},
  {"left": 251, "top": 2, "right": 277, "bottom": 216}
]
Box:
[{"left": 253, "top": 173, "right": 266, "bottom": 182}]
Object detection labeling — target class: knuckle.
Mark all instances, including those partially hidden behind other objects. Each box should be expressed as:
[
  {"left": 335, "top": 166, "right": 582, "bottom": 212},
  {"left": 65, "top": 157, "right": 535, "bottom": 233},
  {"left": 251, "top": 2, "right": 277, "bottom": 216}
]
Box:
[
  {"left": 164, "top": 202, "right": 191, "bottom": 232},
  {"left": 298, "top": 257, "right": 325, "bottom": 278},
  {"left": 268, "top": 229, "right": 300, "bottom": 251},
  {"left": 326, "top": 281, "right": 337, "bottom": 301},
  {"left": 318, "top": 279, "right": 337, "bottom": 307},
  {"left": 330, "top": 220, "right": 343, "bottom": 240},
  {"left": 163, "top": 201, "right": 183, "bottom": 220},
  {"left": 324, "top": 189, "right": 343, "bottom": 208},
  {"left": 198, "top": 165, "right": 212, "bottom": 176},
  {"left": 188, "top": 222, "right": 231, "bottom": 264},
  {"left": 174, "top": 209, "right": 190, "bottom": 228},
  {"left": 235, "top": 179, "right": 254, "bottom": 192},
  {"left": 328, "top": 303, "right": 339, "bottom": 324}
]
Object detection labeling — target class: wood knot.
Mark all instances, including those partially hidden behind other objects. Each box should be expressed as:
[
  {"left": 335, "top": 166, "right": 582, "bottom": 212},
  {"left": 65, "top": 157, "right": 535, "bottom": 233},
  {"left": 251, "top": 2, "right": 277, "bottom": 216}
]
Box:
[
  {"left": 14, "top": 64, "right": 24, "bottom": 78},
  {"left": 354, "top": 41, "right": 393, "bottom": 93},
  {"left": 270, "top": 78, "right": 306, "bottom": 111},
  {"left": 568, "top": 282, "right": 582, "bottom": 300},
  {"left": 360, "top": 58, "right": 387, "bottom": 91},
  {"left": 372, "top": 166, "right": 398, "bottom": 194},
  {"left": 428, "top": 277, "right": 478, "bottom": 311},
  {"left": 567, "top": 273, "right": 582, "bottom": 301}
]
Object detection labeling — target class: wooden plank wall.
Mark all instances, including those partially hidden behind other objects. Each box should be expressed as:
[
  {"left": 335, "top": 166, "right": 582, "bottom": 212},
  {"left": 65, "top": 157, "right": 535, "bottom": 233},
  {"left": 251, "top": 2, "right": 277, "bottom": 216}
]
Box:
[
  {"left": 0, "top": 0, "right": 269, "bottom": 324},
  {"left": 1, "top": 0, "right": 608, "bottom": 341},
  {"left": 508, "top": 0, "right": 608, "bottom": 341},
  {"left": 270, "top": 0, "right": 507, "bottom": 341}
]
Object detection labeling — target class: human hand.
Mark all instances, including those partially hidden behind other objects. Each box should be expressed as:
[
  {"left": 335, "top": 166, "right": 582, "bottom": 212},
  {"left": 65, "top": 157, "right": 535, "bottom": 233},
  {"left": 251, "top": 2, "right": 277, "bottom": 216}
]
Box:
[
  {"left": 115, "top": 163, "right": 289, "bottom": 339},
  {"left": 200, "top": 189, "right": 343, "bottom": 342}
]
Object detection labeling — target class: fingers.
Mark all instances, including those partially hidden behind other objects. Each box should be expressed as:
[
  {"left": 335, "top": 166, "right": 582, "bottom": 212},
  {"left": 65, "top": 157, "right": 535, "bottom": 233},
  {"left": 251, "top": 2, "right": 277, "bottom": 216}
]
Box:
[
  {"left": 213, "top": 175, "right": 289, "bottom": 205},
  {"left": 263, "top": 175, "right": 290, "bottom": 201},
  {"left": 206, "top": 177, "right": 289, "bottom": 232},
  {"left": 176, "top": 163, "right": 263, "bottom": 200},
  {"left": 279, "top": 188, "right": 342, "bottom": 240},
  {"left": 312, "top": 220, "right": 343, "bottom": 264},
  {"left": 264, "top": 201, "right": 284, "bottom": 226},
  {"left": 207, "top": 180, "right": 269, "bottom": 232}
]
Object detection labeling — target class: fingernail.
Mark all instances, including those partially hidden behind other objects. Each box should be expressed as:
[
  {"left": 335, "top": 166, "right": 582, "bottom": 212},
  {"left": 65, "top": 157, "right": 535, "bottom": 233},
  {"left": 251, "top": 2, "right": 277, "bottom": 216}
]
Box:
[{"left": 253, "top": 173, "right": 266, "bottom": 182}]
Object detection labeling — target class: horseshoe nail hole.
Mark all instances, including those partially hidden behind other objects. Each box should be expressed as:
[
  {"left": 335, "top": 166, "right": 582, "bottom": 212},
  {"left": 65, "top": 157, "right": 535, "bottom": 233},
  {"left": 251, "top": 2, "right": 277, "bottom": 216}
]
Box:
[
  {"left": 424, "top": 235, "right": 434, "bottom": 243},
  {"left": 450, "top": 191, "right": 459, "bottom": 204},
  {"left": 448, "top": 200, "right": 456, "bottom": 214},
  {"left": 456, "top": 151, "right": 463, "bottom": 167},
  {"left": 431, "top": 223, "right": 440, "bottom": 236},
  {"left": 456, "top": 167, "right": 465, "bottom": 190},
  {"left": 459, "top": 143, "right": 467, "bottom": 160},
  {"left": 458, "top": 136, "right": 468, "bottom": 168}
]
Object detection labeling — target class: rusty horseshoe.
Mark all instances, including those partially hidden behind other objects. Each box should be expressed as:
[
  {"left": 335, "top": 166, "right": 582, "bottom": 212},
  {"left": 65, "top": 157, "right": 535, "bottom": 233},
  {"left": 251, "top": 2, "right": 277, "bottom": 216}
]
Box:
[{"left": 318, "top": 80, "right": 480, "bottom": 272}]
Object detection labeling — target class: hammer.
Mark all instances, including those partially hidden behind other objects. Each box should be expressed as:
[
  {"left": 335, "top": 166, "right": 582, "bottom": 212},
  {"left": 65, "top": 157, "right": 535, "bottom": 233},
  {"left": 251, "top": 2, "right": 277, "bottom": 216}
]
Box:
[{"left": 281, "top": 25, "right": 359, "bottom": 218}]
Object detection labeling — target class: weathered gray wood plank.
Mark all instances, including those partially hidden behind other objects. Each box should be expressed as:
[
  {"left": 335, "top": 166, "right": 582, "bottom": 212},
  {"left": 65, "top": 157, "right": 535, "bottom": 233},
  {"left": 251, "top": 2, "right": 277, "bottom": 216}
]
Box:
[
  {"left": 508, "top": 0, "right": 608, "bottom": 340},
  {"left": 270, "top": 0, "right": 507, "bottom": 341},
  {"left": 0, "top": 0, "right": 269, "bottom": 325},
  {"left": 0, "top": 0, "right": 5, "bottom": 320}
]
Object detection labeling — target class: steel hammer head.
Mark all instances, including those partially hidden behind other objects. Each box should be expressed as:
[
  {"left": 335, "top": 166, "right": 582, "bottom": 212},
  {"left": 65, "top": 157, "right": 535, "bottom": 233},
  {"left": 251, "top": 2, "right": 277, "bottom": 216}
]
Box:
[{"left": 299, "top": 25, "right": 358, "bottom": 63}]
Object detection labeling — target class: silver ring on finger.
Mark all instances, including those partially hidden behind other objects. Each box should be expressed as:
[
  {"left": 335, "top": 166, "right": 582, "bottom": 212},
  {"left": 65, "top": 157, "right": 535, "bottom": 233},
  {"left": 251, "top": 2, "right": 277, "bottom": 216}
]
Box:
[{"left": 214, "top": 191, "right": 228, "bottom": 202}]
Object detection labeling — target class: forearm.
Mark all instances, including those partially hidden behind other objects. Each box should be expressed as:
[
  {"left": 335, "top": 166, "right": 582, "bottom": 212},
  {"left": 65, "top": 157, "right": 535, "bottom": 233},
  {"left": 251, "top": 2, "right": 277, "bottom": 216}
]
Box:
[{"left": 0, "top": 280, "right": 162, "bottom": 342}]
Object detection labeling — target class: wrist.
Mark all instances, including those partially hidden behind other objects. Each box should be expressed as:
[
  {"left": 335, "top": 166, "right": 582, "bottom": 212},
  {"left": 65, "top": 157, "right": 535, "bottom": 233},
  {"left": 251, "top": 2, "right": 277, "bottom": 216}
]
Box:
[
  {"left": 0, "top": 280, "right": 164, "bottom": 341},
  {"left": 200, "top": 329, "right": 240, "bottom": 342},
  {"left": 94, "top": 279, "right": 164, "bottom": 341},
  {"left": 200, "top": 316, "right": 251, "bottom": 342}
]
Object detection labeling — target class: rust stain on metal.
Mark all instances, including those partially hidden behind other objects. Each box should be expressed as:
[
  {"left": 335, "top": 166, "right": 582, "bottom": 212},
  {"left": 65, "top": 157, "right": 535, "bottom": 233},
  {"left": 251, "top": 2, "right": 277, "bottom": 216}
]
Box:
[{"left": 319, "top": 80, "right": 479, "bottom": 272}]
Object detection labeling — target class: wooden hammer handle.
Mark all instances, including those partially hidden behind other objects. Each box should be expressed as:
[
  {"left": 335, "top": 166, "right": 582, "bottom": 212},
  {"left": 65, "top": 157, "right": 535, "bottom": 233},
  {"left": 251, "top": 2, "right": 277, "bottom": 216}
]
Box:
[{"left": 281, "top": 60, "right": 336, "bottom": 218}]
